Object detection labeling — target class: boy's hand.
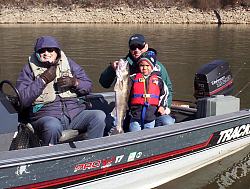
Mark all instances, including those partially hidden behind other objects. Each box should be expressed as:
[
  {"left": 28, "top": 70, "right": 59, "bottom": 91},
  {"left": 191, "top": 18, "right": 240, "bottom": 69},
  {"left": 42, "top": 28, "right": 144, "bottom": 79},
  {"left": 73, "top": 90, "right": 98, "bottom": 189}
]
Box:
[{"left": 158, "top": 106, "right": 171, "bottom": 115}]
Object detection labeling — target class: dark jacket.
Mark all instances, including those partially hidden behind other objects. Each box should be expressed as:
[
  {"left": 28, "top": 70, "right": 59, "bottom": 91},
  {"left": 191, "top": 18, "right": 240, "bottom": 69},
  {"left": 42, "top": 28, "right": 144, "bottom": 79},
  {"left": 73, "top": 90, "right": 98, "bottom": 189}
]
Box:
[
  {"left": 16, "top": 36, "right": 92, "bottom": 122},
  {"left": 99, "top": 48, "right": 173, "bottom": 107}
]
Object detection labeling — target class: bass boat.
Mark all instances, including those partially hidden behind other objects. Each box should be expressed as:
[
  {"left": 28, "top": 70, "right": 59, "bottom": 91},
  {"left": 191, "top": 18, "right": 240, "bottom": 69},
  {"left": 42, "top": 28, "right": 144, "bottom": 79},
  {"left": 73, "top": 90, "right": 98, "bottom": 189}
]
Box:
[{"left": 0, "top": 60, "right": 249, "bottom": 189}]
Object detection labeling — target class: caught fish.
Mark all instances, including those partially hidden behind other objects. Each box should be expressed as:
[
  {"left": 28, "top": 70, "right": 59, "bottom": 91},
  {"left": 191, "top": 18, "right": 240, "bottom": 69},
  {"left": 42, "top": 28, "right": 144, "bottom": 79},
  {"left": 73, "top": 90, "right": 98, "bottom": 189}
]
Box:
[{"left": 110, "top": 59, "right": 131, "bottom": 135}]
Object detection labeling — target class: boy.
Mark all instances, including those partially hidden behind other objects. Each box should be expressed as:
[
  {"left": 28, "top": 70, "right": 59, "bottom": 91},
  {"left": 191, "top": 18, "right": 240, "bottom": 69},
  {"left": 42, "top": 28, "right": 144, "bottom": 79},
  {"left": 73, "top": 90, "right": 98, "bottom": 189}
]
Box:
[{"left": 129, "top": 51, "right": 170, "bottom": 132}]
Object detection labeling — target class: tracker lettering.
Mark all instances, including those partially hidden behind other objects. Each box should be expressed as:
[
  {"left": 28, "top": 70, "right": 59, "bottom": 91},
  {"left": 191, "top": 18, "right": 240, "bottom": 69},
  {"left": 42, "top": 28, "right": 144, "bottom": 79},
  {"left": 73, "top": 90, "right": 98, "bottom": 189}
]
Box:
[{"left": 217, "top": 124, "right": 250, "bottom": 144}]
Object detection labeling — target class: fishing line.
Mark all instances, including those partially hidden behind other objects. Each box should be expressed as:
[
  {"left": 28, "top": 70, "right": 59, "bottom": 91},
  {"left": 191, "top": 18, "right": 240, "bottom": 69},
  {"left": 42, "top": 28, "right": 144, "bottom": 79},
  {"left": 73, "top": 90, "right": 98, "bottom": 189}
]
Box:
[
  {"left": 231, "top": 62, "right": 247, "bottom": 78},
  {"left": 232, "top": 62, "right": 250, "bottom": 97},
  {"left": 235, "top": 81, "right": 250, "bottom": 97}
]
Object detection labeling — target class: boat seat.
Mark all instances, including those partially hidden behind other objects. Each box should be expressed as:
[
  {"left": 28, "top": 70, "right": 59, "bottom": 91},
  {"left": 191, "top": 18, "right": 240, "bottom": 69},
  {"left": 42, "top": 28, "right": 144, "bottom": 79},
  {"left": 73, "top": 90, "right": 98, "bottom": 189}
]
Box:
[
  {"left": 59, "top": 129, "right": 87, "bottom": 143},
  {"left": 24, "top": 122, "right": 85, "bottom": 143},
  {"left": 18, "top": 110, "right": 87, "bottom": 144},
  {"left": 59, "top": 130, "right": 79, "bottom": 142},
  {"left": 20, "top": 123, "right": 86, "bottom": 146}
]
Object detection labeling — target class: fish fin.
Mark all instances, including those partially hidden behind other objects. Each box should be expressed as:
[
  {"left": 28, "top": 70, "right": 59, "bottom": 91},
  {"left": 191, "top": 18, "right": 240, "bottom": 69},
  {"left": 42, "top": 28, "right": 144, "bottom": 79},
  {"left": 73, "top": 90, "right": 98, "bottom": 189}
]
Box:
[{"left": 111, "top": 106, "right": 116, "bottom": 117}]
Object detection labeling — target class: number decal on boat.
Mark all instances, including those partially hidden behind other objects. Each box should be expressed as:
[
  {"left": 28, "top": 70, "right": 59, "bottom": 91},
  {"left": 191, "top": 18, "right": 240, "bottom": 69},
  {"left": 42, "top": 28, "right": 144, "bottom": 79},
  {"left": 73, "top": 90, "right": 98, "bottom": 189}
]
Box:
[{"left": 127, "top": 152, "right": 142, "bottom": 162}]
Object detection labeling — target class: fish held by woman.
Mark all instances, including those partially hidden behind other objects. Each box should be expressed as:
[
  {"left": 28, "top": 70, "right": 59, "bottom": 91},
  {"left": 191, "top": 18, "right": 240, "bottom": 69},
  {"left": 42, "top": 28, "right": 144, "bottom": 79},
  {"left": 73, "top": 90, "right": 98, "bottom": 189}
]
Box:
[{"left": 110, "top": 59, "right": 131, "bottom": 135}]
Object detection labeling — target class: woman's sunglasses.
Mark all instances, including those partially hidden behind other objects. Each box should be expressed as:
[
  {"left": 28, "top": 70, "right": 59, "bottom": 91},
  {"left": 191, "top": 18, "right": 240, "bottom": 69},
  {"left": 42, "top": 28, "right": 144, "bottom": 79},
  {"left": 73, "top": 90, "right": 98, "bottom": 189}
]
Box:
[
  {"left": 38, "top": 48, "right": 56, "bottom": 54},
  {"left": 129, "top": 44, "right": 145, "bottom": 51}
]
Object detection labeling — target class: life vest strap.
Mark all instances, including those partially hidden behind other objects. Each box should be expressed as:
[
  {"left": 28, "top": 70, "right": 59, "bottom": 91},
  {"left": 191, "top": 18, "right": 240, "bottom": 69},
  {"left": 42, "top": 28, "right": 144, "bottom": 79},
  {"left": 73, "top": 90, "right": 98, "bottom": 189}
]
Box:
[
  {"left": 132, "top": 94, "right": 159, "bottom": 99},
  {"left": 141, "top": 102, "right": 149, "bottom": 127},
  {"left": 143, "top": 94, "right": 151, "bottom": 98}
]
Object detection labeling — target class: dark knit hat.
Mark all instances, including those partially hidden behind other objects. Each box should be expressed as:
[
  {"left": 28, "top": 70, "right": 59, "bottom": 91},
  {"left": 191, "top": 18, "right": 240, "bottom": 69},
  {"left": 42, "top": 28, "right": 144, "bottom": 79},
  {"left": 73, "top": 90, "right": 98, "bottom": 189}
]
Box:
[{"left": 138, "top": 51, "right": 157, "bottom": 69}]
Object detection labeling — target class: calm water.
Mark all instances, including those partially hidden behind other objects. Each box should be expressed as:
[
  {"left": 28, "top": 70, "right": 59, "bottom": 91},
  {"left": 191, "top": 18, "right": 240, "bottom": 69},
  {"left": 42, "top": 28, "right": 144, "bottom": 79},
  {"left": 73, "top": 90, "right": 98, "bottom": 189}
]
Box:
[{"left": 0, "top": 24, "right": 250, "bottom": 188}]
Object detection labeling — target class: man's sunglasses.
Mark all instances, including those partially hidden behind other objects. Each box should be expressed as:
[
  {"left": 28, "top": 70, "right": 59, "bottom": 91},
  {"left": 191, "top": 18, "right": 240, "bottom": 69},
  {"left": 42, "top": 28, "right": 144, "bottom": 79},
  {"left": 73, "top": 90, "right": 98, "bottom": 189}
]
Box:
[
  {"left": 129, "top": 44, "right": 145, "bottom": 51},
  {"left": 38, "top": 48, "right": 56, "bottom": 54}
]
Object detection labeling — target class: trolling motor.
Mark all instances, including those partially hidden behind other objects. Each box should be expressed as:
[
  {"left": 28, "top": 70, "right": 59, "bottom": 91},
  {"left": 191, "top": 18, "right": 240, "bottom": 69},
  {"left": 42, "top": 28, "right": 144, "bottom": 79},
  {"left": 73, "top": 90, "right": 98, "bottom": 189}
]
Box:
[{"left": 194, "top": 60, "right": 240, "bottom": 118}]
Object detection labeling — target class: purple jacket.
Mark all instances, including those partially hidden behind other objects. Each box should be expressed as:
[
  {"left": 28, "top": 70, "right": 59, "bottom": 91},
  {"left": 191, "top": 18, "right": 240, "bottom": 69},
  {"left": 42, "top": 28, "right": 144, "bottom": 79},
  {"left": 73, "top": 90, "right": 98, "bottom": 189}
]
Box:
[{"left": 16, "top": 36, "right": 93, "bottom": 121}]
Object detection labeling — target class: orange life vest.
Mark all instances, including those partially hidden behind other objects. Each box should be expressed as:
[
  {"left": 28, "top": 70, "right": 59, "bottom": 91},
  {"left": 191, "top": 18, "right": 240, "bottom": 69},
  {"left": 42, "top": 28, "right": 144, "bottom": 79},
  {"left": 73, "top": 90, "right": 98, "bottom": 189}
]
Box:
[{"left": 130, "top": 73, "right": 160, "bottom": 106}]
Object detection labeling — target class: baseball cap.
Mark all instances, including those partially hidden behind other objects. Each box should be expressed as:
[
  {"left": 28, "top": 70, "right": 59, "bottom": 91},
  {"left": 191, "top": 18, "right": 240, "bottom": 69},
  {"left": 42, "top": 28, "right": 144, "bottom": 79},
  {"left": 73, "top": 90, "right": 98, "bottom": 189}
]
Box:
[{"left": 129, "top": 34, "right": 146, "bottom": 47}]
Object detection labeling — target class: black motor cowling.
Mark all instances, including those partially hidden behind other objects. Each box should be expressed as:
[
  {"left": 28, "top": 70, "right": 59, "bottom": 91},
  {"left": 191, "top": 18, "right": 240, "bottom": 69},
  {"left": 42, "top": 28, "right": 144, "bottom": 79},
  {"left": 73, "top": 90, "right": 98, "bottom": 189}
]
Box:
[{"left": 194, "top": 60, "right": 234, "bottom": 99}]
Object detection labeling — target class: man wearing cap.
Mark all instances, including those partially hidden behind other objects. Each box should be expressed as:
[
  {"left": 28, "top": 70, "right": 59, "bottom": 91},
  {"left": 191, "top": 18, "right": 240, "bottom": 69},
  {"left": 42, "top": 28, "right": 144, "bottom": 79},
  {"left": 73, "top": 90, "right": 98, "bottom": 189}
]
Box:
[
  {"left": 99, "top": 34, "right": 174, "bottom": 127},
  {"left": 16, "top": 36, "right": 106, "bottom": 146},
  {"left": 129, "top": 51, "right": 170, "bottom": 131}
]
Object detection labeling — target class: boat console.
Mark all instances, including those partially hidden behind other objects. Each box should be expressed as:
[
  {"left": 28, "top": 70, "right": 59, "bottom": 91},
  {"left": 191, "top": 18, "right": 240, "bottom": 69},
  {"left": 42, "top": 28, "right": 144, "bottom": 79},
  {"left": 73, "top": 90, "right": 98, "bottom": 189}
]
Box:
[
  {"left": 0, "top": 92, "right": 18, "bottom": 133},
  {"left": 0, "top": 88, "right": 19, "bottom": 151}
]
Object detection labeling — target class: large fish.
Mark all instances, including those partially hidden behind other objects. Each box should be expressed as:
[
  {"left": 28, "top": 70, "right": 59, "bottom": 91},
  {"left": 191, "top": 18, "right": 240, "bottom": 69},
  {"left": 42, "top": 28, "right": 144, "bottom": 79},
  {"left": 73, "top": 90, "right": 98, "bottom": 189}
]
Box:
[{"left": 110, "top": 59, "right": 131, "bottom": 135}]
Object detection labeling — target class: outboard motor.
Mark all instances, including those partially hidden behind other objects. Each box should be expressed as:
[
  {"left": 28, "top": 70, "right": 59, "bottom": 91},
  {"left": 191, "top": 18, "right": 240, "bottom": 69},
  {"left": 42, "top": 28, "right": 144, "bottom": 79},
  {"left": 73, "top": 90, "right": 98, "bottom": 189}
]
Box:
[
  {"left": 195, "top": 60, "right": 240, "bottom": 118},
  {"left": 194, "top": 60, "right": 234, "bottom": 99}
]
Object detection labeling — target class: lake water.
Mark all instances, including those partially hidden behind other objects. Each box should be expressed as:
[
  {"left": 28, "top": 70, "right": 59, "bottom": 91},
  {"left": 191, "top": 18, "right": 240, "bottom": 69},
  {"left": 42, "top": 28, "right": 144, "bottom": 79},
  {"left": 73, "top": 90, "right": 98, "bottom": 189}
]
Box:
[{"left": 0, "top": 24, "right": 250, "bottom": 188}]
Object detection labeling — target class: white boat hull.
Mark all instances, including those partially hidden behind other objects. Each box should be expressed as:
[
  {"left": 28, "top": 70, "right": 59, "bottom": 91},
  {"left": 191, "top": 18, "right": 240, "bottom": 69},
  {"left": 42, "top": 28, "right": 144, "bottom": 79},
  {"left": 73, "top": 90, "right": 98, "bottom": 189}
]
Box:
[{"left": 68, "top": 136, "right": 250, "bottom": 189}]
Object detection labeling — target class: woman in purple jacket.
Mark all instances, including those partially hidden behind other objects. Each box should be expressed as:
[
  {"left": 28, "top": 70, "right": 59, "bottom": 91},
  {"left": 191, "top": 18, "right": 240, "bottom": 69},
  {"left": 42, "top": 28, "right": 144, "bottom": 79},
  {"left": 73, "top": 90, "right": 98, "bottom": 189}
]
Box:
[{"left": 16, "top": 36, "right": 106, "bottom": 146}]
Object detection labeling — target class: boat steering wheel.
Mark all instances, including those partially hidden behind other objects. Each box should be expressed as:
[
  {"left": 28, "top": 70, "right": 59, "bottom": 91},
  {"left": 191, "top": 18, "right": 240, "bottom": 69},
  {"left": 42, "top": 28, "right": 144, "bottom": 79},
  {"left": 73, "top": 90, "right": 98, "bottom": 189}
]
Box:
[{"left": 0, "top": 80, "right": 23, "bottom": 111}]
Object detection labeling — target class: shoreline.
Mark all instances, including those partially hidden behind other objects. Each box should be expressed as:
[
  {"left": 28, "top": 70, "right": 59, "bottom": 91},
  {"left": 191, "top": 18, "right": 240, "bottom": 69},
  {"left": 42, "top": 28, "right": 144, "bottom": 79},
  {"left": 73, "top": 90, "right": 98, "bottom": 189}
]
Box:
[{"left": 0, "top": 6, "right": 249, "bottom": 24}]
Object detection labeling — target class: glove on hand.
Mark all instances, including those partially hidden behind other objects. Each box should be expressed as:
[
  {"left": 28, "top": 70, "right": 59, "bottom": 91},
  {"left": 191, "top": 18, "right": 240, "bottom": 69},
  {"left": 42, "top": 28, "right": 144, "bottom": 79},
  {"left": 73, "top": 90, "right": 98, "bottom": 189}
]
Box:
[
  {"left": 40, "top": 65, "right": 57, "bottom": 84},
  {"left": 57, "top": 76, "right": 77, "bottom": 88}
]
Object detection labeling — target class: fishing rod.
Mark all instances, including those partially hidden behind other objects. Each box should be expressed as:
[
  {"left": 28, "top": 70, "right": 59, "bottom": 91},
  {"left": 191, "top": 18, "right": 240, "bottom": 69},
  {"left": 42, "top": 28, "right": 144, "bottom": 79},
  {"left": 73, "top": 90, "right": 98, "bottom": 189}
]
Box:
[
  {"left": 235, "top": 81, "right": 250, "bottom": 97},
  {"left": 232, "top": 62, "right": 250, "bottom": 97}
]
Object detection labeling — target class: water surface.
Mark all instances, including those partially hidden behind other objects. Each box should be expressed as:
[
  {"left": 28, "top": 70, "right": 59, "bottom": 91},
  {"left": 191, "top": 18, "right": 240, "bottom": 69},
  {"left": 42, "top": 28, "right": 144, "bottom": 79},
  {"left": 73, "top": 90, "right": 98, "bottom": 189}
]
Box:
[{"left": 0, "top": 24, "right": 250, "bottom": 188}]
